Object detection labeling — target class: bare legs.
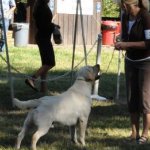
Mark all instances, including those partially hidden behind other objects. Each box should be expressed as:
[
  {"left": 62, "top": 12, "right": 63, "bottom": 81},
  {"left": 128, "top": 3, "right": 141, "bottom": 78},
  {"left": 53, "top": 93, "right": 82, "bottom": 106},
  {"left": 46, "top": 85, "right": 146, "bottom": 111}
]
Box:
[
  {"left": 26, "top": 65, "right": 54, "bottom": 93},
  {"left": 130, "top": 113, "right": 140, "bottom": 139},
  {"left": 141, "top": 113, "right": 150, "bottom": 138},
  {"left": 33, "top": 65, "right": 52, "bottom": 93},
  {"left": 130, "top": 112, "right": 150, "bottom": 141}
]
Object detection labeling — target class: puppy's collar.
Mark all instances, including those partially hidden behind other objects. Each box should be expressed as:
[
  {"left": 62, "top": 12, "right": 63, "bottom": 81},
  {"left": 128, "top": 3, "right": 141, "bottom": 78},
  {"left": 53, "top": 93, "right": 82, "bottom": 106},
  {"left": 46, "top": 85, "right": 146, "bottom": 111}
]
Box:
[
  {"left": 77, "top": 75, "right": 100, "bottom": 82},
  {"left": 77, "top": 78, "right": 92, "bottom": 82}
]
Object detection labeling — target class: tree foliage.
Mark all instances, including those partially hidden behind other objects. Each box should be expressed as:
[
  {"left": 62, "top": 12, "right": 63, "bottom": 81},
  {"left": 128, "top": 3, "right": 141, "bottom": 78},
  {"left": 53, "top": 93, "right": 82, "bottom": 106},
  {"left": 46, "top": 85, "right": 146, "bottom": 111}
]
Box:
[
  {"left": 102, "top": 0, "right": 120, "bottom": 18},
  {"left": 15, "top": 0, "right": 120, "bottom": 18}
]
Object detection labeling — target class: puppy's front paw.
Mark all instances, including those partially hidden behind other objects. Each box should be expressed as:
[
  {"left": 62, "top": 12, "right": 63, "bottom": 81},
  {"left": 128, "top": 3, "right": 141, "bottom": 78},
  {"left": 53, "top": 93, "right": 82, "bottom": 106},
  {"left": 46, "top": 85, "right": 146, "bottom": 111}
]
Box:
[
  {"left": 79, "top": 139, "right": 85, "bottom": 146},
  {"left": 71, "top": 139, "right": 80, "bottom": 145},
  {"left": 15, "top": 144, "right": 20, "bottom": 150}
]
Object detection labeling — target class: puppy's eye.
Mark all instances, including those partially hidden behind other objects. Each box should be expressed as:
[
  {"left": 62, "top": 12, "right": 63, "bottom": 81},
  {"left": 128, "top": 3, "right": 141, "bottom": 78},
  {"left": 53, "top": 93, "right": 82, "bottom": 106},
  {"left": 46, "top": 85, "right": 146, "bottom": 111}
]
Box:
[{"left": 87, "top": 68, "right": 92, "bottom": 73}]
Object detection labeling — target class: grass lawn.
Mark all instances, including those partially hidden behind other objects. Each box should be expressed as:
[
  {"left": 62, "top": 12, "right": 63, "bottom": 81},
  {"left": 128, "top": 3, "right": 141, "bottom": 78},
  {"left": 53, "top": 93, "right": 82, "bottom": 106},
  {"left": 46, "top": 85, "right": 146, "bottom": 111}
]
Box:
[{"left": 0, "top": 44, "right": 150, "bottom": 149}]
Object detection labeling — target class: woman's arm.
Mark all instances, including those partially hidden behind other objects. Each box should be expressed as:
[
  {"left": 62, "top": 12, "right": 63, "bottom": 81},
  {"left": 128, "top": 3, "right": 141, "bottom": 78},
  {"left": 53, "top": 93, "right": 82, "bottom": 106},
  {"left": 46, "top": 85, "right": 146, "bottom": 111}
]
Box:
[{"left": 114, "top": 41, "right": 146, "bottom": 50}]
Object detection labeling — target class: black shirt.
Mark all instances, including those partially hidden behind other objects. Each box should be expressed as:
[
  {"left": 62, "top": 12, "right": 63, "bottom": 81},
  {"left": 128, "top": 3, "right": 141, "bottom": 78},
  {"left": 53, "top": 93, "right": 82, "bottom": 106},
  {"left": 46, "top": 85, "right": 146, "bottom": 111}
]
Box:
[
  {"left": 33, "top": 4, "right": 55, "bottom": 38},
  {"left": 122, "top": 9, "right": 150, "bottom": 59}
]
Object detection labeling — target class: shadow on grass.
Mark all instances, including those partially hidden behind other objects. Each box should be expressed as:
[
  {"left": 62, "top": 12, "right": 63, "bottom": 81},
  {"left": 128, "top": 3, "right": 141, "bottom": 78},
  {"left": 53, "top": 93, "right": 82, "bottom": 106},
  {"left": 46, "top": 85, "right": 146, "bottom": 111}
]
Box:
[
  {"left": 88, "top": 136, "right": 150, "bottom": 150},
  {"left": 87, "top": 104, "right": 150, "bottom": 150},
  {"left": 0, "top": 102, "right": 150, "bottom": 149},
  {"left": 89, "top": 104, "right": 129, "bottom": 129}
]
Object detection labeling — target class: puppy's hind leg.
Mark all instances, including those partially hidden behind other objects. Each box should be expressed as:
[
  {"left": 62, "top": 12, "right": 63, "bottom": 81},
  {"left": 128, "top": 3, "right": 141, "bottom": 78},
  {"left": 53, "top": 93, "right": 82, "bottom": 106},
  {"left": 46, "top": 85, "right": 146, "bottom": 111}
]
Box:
[
  {"left": 31, "top": 126, "right": 50, "bottom": 150},
  {"left": 16, "top": 128, "right": 26, "bottom": 149},
  {"left": 16, "top": 111, "right": 33, "bottom": 149}
]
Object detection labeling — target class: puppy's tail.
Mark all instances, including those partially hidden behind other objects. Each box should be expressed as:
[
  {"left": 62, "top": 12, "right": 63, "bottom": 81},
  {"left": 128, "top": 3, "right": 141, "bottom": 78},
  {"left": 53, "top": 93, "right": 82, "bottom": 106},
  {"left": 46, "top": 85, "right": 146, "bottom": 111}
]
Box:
[{"left": 13, "top": 98, "right": 42, "bottom": 109}]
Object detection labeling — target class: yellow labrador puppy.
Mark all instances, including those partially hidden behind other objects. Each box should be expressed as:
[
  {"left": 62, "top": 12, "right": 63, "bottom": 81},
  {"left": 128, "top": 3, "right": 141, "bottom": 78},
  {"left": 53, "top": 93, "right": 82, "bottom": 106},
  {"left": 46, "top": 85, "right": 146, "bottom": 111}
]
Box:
[{"left": 13, "top": 64, "right": 100, "bottom": 150}]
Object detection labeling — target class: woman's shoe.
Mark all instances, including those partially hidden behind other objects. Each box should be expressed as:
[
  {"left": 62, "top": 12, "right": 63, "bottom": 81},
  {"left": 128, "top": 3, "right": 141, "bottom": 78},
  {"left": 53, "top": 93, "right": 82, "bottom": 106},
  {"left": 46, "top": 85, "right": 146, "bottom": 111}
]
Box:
[
  {"left": 25, "top": 78, "right": 38, "bottom": 92},
  {"left": 124, "top": 135, "right": 140, "bottom": 144},
  {"left": 137, "top": 136, "right": 148, "bottom": 144}
]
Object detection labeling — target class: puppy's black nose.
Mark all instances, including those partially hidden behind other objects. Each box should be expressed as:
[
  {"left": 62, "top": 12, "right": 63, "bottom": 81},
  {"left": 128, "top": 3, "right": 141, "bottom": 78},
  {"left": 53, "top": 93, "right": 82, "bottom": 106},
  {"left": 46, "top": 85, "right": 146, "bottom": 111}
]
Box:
[
  {"left": 95, "top": 64, "right": 100, "bottom": 70},
  {"left": 95, "top": 75, "right": 100, "bottom": 80}
]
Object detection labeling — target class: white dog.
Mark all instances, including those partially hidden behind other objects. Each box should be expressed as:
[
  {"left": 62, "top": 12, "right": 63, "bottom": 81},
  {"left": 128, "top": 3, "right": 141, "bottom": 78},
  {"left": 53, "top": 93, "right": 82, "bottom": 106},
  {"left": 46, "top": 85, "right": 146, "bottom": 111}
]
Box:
[{"left": 13, "top": 64, "right": 100, "bottom": 150}]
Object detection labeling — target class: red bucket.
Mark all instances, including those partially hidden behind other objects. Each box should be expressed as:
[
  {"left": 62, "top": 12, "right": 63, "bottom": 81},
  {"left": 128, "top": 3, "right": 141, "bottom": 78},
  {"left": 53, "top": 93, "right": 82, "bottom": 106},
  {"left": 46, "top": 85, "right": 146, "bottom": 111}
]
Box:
[
  {"left": 101, "top": 21, "right": 118, "bottom": 45},
  {"left": 102, "top": 30, "right": 116, "bottom": 45}
]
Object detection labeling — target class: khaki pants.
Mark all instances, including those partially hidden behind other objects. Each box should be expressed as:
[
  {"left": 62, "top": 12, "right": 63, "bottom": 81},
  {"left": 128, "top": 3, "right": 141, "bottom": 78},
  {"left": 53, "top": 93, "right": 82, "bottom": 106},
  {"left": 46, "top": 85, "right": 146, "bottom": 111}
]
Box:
[{"left": 125, "top": 59, "right": 150, "bottom": 114}]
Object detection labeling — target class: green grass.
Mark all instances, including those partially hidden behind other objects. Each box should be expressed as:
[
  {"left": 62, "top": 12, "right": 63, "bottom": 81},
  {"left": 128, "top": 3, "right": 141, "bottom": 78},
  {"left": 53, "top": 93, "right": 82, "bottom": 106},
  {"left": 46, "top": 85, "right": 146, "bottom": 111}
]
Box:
[{"left": 0, "top": 45, "right": 149, "bottom": 149}]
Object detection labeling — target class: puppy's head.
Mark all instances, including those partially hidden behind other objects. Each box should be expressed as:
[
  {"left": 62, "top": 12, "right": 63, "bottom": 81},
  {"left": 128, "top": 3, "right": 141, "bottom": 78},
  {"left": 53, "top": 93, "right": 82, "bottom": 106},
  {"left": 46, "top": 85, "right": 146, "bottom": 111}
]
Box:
[{"left": 77, "top": 64, "right": 100, "bottom": 82}]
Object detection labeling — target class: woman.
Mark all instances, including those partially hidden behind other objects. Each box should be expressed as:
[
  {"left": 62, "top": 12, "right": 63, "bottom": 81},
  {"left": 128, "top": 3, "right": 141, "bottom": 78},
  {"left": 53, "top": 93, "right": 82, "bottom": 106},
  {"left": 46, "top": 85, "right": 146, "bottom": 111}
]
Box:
[
  {"left": 25, "top": 0, "right": 56, "bottom": 94},
  {"left": 115, "top": 0, "right": 150, "bottom": 144}
]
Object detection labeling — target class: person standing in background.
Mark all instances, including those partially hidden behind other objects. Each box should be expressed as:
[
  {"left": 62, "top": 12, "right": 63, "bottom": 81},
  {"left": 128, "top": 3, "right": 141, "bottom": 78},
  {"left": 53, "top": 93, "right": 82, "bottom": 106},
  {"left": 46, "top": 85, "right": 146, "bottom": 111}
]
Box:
[
  {"left": 0, "top": 0, "right": 16, "bottom": 52},
  {"left": 115, "top": 0, "right": 150, "bottom": 144},
  {"left": 25, "top": 0, "right": 56, "bottom": 94}
]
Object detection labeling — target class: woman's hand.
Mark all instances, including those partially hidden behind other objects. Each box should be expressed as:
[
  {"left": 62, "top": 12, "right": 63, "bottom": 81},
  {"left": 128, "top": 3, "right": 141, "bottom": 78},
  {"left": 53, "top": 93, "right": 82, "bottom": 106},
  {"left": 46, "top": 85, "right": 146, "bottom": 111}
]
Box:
[
  {"left": 114, "top": 42, "right": 128, "bottom": 50},
  {"left": 115, "top": 41, "right": 146, "bottom": 50}
]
